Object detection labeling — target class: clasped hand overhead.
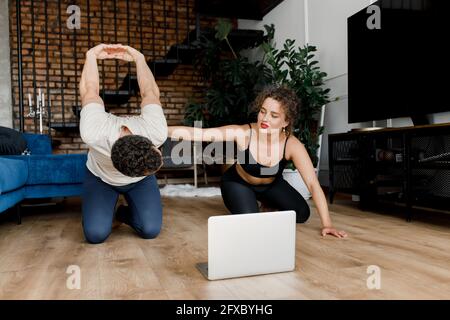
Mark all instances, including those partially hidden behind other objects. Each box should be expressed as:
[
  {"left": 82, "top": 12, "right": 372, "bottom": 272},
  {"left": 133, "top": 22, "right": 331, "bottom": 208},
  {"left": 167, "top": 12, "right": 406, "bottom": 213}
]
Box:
[{"left": 86, "top": 43, "right": 144, "bottom": 62}]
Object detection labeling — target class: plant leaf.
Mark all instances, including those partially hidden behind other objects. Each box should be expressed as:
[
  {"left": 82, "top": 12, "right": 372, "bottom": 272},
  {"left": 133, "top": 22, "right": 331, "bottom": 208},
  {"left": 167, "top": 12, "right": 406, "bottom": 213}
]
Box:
[{"left": 215, "top": 19, "right": 232, "bottom": 41}]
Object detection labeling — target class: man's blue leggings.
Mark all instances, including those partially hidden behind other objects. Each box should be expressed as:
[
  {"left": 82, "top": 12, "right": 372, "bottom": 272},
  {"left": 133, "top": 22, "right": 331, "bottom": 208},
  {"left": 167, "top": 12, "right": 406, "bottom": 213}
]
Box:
[{"left": 82, "top": 168, "right": 162, "bottom": 244}]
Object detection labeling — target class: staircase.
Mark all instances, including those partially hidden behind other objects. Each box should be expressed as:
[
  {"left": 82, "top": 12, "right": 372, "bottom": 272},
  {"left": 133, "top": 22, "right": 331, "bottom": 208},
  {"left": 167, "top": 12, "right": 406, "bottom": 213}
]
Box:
[{"left": 99, "top": 27, "right": 266, "bottom": 102}]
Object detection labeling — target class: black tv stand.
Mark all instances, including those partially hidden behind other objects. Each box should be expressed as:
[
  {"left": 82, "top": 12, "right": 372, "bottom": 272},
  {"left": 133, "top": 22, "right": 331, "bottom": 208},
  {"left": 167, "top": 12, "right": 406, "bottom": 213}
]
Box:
[
  {"left": 411, "top": 114, "right": 430, "bottom": 126},
  {"left": 418, "top": 151, "right": 450, "bottom": 163},
  {"left": 328, "top": 123, "right": 450, "bottom": 220}
]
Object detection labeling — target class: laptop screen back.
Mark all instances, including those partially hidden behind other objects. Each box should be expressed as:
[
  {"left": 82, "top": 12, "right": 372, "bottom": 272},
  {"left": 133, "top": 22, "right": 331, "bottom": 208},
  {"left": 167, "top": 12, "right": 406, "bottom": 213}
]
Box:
[{"left": 207, "top": 210, "right": 296, "bottom": 280}]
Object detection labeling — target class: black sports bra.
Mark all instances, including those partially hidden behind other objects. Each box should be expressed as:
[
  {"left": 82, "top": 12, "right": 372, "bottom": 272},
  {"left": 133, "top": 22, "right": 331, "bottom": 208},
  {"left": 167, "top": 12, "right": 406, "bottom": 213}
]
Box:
[{"left": 236, "top": 124, "right": 289, "bottom": 178}]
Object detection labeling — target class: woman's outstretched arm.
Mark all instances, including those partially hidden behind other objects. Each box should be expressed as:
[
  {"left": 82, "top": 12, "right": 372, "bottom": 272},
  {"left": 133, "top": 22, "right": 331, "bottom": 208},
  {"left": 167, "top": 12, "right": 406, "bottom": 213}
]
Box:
[{"left": 286, "top": 137, "right": 348, "bottom": 238}]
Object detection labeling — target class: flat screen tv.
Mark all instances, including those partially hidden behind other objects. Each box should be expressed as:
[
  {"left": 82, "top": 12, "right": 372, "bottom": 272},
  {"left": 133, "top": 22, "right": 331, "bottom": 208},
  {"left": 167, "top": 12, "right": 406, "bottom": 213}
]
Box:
[{"left": 347, "top": 0, "right": 449, "bottom": 124}]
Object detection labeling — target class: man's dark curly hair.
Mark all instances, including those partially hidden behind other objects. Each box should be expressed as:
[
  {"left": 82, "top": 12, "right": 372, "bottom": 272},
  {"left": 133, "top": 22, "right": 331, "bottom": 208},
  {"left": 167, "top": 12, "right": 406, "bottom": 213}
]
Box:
[
  {"left": 111, "top": 135, "right": 162, "bottom": 177},
  {"left": 251, "top": 85, "right": 301, "bottom": 135}
]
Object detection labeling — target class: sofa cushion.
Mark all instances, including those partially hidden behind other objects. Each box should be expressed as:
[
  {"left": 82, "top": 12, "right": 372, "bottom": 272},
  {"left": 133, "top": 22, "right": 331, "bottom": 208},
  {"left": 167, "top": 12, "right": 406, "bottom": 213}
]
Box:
[
  {"left": 25, "top": 184, "right": 84, "bottom": 199},
  {"left": 0, "top": 188, "right": 25, "bottom": 213},
  {"left": 23, "top": 133, "right": 52, "bottom": 155},
  {"left": 25, "top": 154, "right": 87, "bottom": 185},
  {"left": 0, "top": 126, "right": 27, "bottom": 155},
  {"left": 0, "top": 157, "right": 28, "bottom": 194}
]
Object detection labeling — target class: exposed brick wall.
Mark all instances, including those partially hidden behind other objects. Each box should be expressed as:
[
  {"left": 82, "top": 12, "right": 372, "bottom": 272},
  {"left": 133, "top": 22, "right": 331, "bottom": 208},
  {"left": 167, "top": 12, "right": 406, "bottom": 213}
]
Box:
[{"left": 9, "top": 0, "right": 223, "bottom": 154}]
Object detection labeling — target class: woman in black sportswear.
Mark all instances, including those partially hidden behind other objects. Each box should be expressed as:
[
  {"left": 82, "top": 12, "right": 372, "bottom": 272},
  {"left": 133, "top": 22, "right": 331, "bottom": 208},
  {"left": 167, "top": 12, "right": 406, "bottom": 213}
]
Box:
[{"left": 168, "top": 86, "right": 347, "bottom": 238}]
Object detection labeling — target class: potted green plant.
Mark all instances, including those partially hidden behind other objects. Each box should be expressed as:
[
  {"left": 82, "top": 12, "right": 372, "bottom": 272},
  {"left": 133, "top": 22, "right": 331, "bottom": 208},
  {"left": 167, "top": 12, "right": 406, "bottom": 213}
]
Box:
[
  {"left": 184, "top": 20, "right": 270, "bottom": 169},
  {"left": 262, "top": 25, "right": 331, "bottom": 199},
  {"left": 184, "top": 19, "right": 269, "bottom": 128}
]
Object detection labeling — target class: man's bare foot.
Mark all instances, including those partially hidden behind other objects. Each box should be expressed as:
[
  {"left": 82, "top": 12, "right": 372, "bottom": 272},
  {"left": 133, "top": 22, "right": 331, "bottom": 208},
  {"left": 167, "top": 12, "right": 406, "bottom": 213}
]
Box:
[
  {"left": 112, "top": 219, "right": 122, "bottom": 229},
  {"left": 112, "top": 195, "right": 127, "bottom": 228}
]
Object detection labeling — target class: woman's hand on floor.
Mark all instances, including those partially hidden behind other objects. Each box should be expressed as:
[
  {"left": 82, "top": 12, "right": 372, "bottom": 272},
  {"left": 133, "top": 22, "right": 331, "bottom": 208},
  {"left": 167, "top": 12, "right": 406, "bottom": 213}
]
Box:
[{"left": 321, "top": 227, "right": 348, "bottom": 238}]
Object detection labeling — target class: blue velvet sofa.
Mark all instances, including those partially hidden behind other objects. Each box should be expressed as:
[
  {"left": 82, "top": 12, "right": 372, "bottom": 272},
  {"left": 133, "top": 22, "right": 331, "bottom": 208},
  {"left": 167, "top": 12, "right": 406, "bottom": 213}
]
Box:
[{"left": 0, "top": 133, "right": 87, "bottom": 223}]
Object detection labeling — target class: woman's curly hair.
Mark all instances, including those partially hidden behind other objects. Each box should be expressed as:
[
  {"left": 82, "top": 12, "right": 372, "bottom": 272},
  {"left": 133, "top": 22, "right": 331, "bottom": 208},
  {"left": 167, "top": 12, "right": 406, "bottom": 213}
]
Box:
[
  {"left": 111, "top": 135, "right": 162, "bottom": 177},
  {"left": 251, "top": 85, "right": 301, "bottom": 135}
]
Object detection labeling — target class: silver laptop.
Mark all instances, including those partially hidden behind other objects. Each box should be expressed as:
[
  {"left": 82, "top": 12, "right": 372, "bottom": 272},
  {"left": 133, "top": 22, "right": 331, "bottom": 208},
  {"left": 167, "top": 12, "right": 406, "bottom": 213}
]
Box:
[{"left": 197, "top": 210, "right": 296, "bottom": 280}]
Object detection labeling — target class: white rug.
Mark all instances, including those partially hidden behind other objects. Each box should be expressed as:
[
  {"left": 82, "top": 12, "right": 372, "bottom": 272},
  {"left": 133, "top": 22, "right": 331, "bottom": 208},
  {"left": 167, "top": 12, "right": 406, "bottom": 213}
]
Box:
[{"left": 159, "top": 184, "right": 222, "bottom": 197}]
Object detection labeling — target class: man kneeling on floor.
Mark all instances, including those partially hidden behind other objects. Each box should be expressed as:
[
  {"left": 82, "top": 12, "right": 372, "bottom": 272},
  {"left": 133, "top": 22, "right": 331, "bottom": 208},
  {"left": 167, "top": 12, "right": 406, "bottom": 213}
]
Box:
[{"left": 79, "top": 44, "right": 167, "bottom": 244}]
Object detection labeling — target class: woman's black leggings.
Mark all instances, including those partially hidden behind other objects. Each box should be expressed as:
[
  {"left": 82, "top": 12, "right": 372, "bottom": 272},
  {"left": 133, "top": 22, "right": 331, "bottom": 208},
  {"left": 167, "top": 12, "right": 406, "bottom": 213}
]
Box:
[{"left": 220, "top": 165, "right": 310, "bottom": 223}]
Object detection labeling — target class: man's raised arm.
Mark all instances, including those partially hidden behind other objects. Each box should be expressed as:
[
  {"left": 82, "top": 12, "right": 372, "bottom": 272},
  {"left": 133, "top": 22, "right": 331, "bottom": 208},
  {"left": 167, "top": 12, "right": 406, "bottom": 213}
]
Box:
[
  {"left": 135, "top": 52, "right": 161, "bottom": 107},
  {"left": 113, "top": 45, "right": 161, "bottom": 107},
  {"left": 80, "top": 44, "right": 120, "bottom": 107}
]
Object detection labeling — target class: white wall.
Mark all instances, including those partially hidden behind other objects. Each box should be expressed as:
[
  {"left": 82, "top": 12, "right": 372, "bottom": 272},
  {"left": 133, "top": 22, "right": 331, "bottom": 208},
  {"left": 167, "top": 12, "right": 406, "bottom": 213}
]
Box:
[
  {"left": 239, "top": 0, "right": 305, "bottom": 51},
  {"left": 307, "top": 0, "right": 374, "bottom": 185},
  {"left": 239, "top": 0, "right": 450, "bottom": 186}
]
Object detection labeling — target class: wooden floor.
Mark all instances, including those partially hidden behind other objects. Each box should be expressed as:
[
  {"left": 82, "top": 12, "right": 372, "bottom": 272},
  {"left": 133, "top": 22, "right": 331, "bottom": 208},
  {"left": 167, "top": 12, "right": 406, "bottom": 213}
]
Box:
[{"left": 0, "top": 193, "right": 449, "bottom": 300}]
